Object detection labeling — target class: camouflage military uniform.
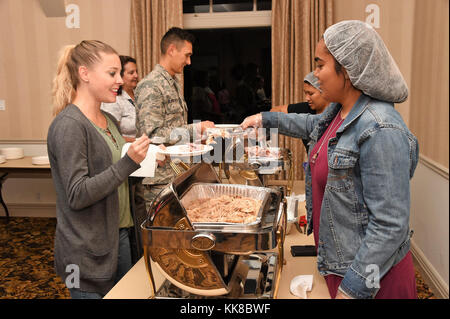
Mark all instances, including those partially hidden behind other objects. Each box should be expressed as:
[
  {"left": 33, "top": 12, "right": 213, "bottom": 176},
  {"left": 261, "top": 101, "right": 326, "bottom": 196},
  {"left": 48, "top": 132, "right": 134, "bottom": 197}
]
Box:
[{"left": 134, "top": 64, "right": 197, "bottom": 209}]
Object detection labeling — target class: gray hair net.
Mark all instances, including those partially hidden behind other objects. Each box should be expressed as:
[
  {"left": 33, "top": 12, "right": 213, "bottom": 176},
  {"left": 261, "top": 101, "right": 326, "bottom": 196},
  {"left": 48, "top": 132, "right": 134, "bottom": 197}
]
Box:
[
  {"left": 304, "top": 72, "right": 321, "bottom": 91},
  {"left": 323, "top": 20, "right": 408, "bottom": 103}
]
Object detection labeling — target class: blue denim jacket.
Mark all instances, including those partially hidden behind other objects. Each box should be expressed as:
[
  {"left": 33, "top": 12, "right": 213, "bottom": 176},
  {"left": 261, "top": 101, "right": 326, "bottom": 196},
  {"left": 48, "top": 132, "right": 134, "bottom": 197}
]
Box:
[{"left": 262, "top": 94, "right": 419, "bottom": 298}]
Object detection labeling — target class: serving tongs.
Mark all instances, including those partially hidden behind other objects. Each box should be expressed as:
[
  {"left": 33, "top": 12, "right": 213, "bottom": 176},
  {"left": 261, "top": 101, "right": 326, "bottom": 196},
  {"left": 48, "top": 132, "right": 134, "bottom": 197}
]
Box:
[{"left": 169, "top": 159, "right": 190, "bottom": 176}]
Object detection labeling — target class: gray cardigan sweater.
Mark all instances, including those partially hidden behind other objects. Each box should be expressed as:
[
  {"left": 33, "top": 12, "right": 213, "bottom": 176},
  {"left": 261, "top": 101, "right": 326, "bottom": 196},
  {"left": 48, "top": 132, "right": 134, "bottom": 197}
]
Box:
[{"left": 47, "top": 104, "right": 140, "bottom": 295}]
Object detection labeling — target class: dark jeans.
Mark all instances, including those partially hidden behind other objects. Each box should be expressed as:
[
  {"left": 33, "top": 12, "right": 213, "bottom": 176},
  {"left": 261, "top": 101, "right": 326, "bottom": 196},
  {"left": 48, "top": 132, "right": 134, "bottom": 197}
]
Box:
[{"left": 69, "top": 228, "right": 132, "bottom": 299}]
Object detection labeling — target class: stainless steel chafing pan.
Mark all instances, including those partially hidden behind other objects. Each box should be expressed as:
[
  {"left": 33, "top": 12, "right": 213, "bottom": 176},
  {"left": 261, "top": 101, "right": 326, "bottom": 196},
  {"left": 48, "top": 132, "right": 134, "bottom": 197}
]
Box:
[{"left": 141, "top": 163, "right": 286, "bottom": 297}]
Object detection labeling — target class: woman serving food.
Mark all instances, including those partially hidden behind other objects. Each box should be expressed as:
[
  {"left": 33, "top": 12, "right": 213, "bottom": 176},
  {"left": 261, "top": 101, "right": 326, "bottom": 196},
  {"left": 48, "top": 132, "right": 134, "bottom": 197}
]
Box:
[{"left": 241, "top": 20, "right": 419, "bottom": 299}]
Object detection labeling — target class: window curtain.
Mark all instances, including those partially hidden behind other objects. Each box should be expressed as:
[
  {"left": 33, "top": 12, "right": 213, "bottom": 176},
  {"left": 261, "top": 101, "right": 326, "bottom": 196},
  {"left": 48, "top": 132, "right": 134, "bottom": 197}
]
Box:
[
  {"left": 271, "top": 0, "right": 333, "bottom": 180},
  {"left": 130, "top": 0, "right": 183, "bottom": 78}
]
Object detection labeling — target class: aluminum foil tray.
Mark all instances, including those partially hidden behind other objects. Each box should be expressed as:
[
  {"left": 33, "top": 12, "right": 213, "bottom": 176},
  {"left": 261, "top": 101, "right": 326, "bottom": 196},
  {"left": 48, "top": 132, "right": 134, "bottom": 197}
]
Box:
[{"left": 180, "top": 183, "right": 272, "bottom": 231}]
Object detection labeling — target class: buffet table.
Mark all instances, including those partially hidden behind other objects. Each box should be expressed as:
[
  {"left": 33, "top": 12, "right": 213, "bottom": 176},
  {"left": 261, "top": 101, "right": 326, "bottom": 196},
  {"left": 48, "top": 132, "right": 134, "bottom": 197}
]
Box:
[
  {"left": 0, "top": 157, "right": 51, "bottom": 221},
  {"left": 104, "top": 181, "right": 331, "bottom": 299}
]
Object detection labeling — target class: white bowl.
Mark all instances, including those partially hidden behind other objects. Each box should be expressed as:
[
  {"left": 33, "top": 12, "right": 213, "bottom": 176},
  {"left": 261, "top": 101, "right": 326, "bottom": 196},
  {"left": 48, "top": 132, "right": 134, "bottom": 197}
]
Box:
[
  {"left": 0, "top": 147, "right": 24, "bottom": 159},
  {"left": 0, "top": 155, "right": 6, "bottom": 164},
  {"left": 31, "top": 156, "right": 49, "bottom": 165}
]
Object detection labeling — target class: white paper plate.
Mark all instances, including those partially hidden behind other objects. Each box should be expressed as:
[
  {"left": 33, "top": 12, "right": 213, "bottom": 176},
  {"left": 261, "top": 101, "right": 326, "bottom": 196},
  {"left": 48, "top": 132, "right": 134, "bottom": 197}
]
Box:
[
  {"left": 0, "top": 147, "right": 24, "bottom": 160},
  {"left": 214, "top": 124, "right": 240, "bottom": 129},
  {"left": 158, "top": 144, "right": 213, "bottom": 157},
  {"left": 31, "top": 156, "right": 50, "bottom": 165},
  {"left": 290, "top": 275, "right": 313, "bottom": 298},
  {"left": 0, "top": 155, "right": 6, "bottom": 164}
]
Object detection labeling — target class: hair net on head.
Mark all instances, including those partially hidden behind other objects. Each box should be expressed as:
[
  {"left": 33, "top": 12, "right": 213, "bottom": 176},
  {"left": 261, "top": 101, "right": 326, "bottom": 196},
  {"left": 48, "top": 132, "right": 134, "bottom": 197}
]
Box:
[
  {"left": 323, "top": 20, "right": 408, "bottom": 103},
  {"left": 304, "top": 72, "right": 321, "bottom": 91}
]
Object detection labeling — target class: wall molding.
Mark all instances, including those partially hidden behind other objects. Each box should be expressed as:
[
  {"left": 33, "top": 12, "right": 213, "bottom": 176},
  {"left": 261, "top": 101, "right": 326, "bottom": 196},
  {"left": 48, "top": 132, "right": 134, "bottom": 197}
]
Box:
[
  {"left": 0, "top": 140, "right": 47, "bottom": 144},
  {"left": 4, "top": 202, "right": 56, "bottom": 218},
  {"left": 419, "top": 154, "right": 449, "bottom": 180},
  {"left": 411, "top": 239, "right": 449, "bottom": 299}
]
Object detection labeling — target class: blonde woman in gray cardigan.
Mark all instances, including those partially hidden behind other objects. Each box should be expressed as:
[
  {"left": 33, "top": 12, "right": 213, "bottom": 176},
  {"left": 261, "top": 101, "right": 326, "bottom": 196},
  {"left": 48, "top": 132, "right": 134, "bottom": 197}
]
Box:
[{"left": 48, "top": 40, "right": 152, "bottom": 299}]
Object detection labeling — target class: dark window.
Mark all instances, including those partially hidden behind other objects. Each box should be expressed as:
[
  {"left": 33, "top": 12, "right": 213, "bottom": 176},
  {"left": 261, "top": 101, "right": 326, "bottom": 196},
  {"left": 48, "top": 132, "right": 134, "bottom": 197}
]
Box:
[
  {"left": 183, "top": 0, "right": 209, "bottom": 13},
  {"left": 185, "top": 28, "right": 272, "bottom": 124},
  {"left": 213, "top": 0, "right": 253, "bottom": 12},
  {"left": 183, "top": 0, "right": 271, "bottom": 13},
  {"left": 257, "top": 0, "right": 271, "bottom": 11}
]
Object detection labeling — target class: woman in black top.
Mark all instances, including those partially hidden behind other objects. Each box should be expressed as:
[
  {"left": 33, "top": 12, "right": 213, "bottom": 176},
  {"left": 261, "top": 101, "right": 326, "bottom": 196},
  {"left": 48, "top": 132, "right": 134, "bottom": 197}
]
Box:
[{"left": 270, "top": 72, "right": 330, "bottom": 151}]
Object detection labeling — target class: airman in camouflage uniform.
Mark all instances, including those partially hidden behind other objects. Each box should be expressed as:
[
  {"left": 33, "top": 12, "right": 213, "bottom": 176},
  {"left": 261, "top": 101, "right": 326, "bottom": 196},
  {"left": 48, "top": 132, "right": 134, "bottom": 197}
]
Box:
[
  {"left": 136, "top": 63, "right": 195, "bottom": 187},
  {"left": 134, "top": 27, "right": 214, "bottom": 213}
]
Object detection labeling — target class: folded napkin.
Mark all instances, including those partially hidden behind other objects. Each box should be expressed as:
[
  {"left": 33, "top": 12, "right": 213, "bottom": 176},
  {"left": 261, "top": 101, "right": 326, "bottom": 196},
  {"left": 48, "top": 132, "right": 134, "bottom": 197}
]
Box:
[
  {"left": 290, "top": 275, "right": 313, "bottom": 299},
  {"left": 122, "top": 144, "right": 164, "bottom": 177}
]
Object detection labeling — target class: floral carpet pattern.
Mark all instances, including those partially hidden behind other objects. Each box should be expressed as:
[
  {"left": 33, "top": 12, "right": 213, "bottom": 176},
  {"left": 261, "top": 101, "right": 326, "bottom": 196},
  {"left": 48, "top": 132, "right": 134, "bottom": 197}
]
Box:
[
  {"left": 0, "top": 217, "right": 436, "bottom": 299},
  {"left": 0, "top": 217, "right": 69, "bottom": 299}
]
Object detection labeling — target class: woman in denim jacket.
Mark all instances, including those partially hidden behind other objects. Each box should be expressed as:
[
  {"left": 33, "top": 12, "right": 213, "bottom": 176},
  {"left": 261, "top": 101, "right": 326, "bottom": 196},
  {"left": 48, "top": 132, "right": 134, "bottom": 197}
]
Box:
[{"left": 241, "top": 20, "right": 419, "bottom": 299}]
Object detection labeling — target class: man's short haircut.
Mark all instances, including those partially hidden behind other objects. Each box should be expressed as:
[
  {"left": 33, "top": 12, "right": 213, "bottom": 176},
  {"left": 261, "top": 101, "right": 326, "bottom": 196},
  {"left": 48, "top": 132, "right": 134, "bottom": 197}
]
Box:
[{"left": 160, "top": 27, "right": 195, "bottom": 54}]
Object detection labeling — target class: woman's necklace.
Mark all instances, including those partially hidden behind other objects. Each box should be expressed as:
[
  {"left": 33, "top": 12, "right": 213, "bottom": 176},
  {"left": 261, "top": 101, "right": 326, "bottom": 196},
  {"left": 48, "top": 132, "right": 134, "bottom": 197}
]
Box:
[
  {"left": 310, "top": 110, "right": 344, "bottom": 164},
  {"left": 91, "top": 114, "right": 119, "bottom": 150},
  {"left": 101, "top": 125, "right": 119, "bottom": 150}
]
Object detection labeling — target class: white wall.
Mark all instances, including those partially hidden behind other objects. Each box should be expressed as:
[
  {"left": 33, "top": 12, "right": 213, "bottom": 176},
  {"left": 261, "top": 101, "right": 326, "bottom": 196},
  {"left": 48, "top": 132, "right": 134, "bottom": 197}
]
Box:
[
  {"left": 410, "top": 161, "right": 449, "bottom": 297},
  {"left": 333, "top": 0, "right": 415, "bottom": 126},
  {"left": 0, "top": 0, "right": 131, "bottom": 217},
  {"left": 0, "top": 143, "right": 48, "bottom": 157}
]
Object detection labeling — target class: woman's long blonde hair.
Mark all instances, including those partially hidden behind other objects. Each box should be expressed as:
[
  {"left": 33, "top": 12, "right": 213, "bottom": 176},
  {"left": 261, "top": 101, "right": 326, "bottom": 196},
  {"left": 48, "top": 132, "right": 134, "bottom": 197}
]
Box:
[{"left": 52, "top": 40, "right": 118, "bottom": 116}]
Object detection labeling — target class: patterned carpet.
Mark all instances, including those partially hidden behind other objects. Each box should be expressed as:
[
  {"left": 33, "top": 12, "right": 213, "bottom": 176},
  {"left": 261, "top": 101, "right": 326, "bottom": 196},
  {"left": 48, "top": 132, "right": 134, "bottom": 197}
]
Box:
[
  {"left": 0, "top": 217, "right": 69, "bottom": 298},
  {"left": 0, "top": 216, "right": 436, "bottom": 299}
]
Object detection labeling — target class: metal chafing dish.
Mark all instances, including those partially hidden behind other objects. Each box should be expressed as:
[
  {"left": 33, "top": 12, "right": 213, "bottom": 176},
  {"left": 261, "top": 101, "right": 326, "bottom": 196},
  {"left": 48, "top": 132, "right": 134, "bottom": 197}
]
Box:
[
  {"left": 227, "top": 147, "right": 293, "bottom": 191},
  {"left": 205, "top": 128, "right": 294, "bottom": 195},
  {"left": 141, "top": 163, "right": 287, "bottom": 299},
  {"left": 225, "top": 146, "right": 293, "bottom": 195}
]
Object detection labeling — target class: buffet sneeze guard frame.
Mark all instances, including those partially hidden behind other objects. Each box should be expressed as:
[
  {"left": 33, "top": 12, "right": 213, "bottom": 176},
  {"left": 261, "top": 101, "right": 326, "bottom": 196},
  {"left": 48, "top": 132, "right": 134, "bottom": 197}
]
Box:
[{"left": 141, "top": 163, "right": 287, "bottom": 299}]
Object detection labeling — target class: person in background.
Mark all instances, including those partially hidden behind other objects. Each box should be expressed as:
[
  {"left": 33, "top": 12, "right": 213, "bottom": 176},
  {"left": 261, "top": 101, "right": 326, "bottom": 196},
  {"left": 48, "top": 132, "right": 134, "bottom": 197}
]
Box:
[
  {"left": 101, "top": 56, "right": 139, "bottom": 142},
  {"left": 217, "top": 82, "right": 232, "bottom": 120},
  {"left": 235, "top": 63, "right": 259, "bottom": 122},
  {"left": 204, "top": 75, "right": 222, "bottom": 117},
  {"left": 270, "top": 72, "right": 330, "bottom": 152},
  {"left": 191, "top": 70, "right": 223, "bottom": 122},
  {"left": 241, "top": 20, "right": 419, "bottom": 299},
  {"left": 48, "top": 40, "right": 156, "bottom": 299},
  {"left": 254, "top": 75, "right": 271, "bottom": 112},
  {"left": 270, "top": 71, "right": 329, "bottom": 115},
  {"left": 255, "top": 75, "right": 267, "bottom": 102},
  {"left": 134, "top": 27, "right": 214, "bottom": 215}
]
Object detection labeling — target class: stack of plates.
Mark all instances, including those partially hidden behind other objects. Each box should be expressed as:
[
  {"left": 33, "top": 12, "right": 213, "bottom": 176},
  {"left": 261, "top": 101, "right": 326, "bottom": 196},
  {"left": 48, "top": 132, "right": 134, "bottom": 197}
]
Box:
[
  {"left": 0, "top": 155, "right": 6, "bottom": 164},
  {"left": 31, "top": 156, "right": 50, "bottom": 165},
  {"left": 0, "top": 147, "right": 24, "bottom": 160}
]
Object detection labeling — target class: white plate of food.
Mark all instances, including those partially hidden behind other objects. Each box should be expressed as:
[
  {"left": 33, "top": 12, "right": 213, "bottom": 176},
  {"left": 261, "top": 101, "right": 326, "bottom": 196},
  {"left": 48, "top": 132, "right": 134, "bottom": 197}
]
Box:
[
  {"left": 246, "top": 146, "right": 281, "bottom": 159},
  {"left": 214, "top": 124, "right": 240, "bottom": 129},
  {"left": 158, "top": 143, "right": 213, "bottom": 157}
]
